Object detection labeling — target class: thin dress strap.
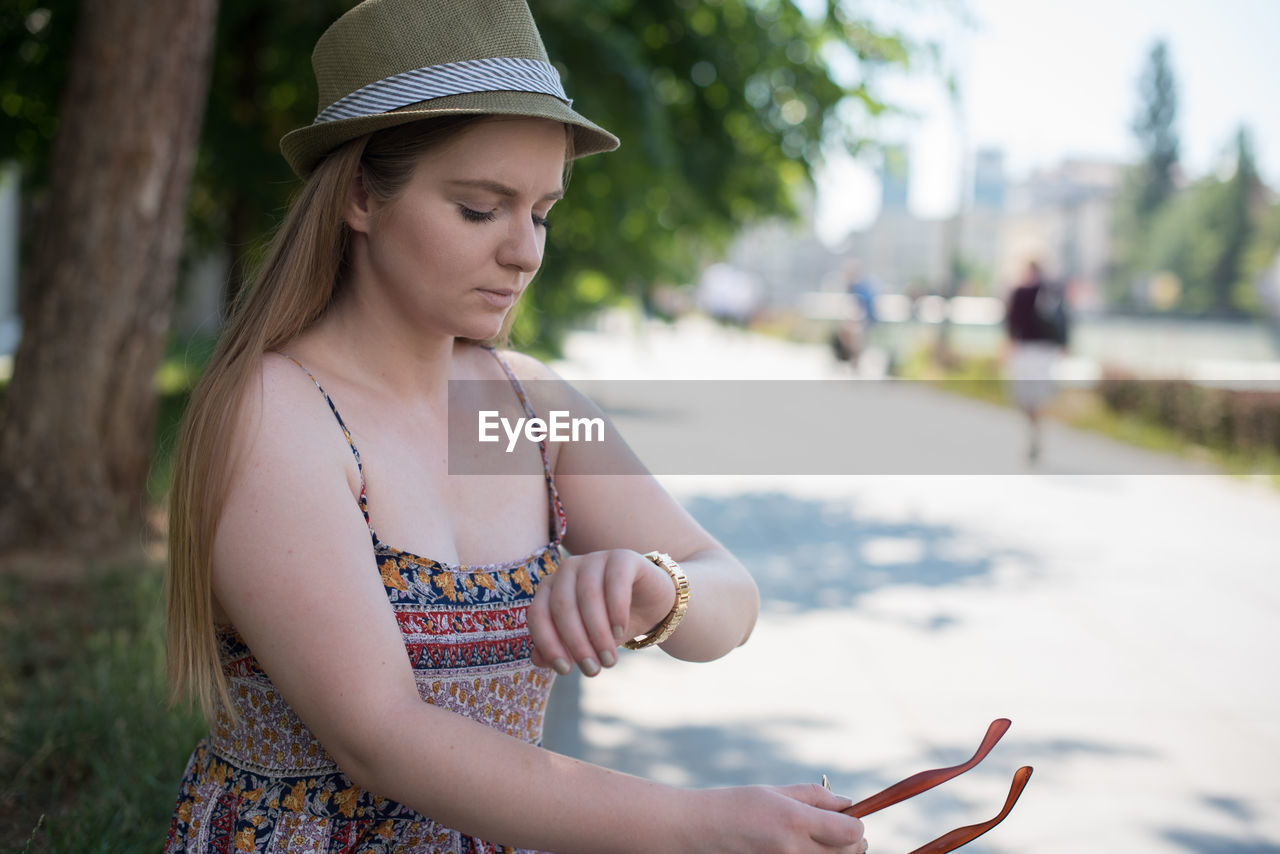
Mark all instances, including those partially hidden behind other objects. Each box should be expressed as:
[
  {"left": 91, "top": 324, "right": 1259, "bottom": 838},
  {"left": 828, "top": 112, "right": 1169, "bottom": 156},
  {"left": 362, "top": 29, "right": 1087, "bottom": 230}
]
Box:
[
  {"left": 484, "top": 348, "right": 568, "bottom": 543},
  {"left": 280, "top": 351, "right": 566, "bottom": 546},
  {"left": 279, "top": 354, "right": 372, "bottom": 528}
]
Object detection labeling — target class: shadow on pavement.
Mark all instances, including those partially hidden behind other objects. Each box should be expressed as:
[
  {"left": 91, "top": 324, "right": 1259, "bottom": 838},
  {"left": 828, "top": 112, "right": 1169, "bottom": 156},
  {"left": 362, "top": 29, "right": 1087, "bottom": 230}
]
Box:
[
  {"left": 566, "top": 716, "right": 1161, "bottom": 854},
  {"left": 1203, "top": 795, "right": 1265, "bottom": 824},
  {"left": 569, "top": 713, "right": 879, "bottom": 790},
  {"left": 1162, "top": 829, "right": 1280, "bottom": 854},
  {"left": 680, "top": 491, "right": 1037, "bottom": 615},
  {"left": 997, "top": 736, "right": 1159, "bottom": 764}
]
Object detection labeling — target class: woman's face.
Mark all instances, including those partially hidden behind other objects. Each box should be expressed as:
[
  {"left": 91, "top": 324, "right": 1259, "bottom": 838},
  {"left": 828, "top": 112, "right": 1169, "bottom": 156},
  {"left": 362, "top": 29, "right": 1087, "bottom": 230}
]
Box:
[{"left": 344, "top": 117, "right": 568, "bottom": 342}]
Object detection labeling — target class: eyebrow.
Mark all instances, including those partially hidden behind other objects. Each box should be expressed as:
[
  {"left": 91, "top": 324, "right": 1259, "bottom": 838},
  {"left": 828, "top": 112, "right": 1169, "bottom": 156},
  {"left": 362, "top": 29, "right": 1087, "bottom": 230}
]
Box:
[{"left": 445, "top": 179, "right": 564, "bottom": 201}]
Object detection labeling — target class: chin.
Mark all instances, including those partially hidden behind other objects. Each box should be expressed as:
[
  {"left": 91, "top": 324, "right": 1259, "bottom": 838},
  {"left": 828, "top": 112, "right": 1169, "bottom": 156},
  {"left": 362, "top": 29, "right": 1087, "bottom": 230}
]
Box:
[{"left": 457, "top": 314, "right": 509, "bottom": 344}]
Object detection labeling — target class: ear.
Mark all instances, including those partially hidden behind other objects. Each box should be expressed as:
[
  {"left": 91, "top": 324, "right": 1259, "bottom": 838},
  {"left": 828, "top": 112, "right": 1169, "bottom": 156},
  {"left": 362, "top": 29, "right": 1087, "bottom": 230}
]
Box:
[{"left": 344, "top": 166, "right": 374, "bottom": 234}]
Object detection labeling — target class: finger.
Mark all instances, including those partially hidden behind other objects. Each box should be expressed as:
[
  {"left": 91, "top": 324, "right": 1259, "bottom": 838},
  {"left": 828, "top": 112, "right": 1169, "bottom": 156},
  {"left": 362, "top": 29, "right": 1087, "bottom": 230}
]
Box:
[
  {"left": 809, "top": 815, "right": 866, "bottom": 851},
  {"left": 602, "top": 553, "right": 635, "bottom": 648},
  {"left": 782, "top": 782, "right": 855, "bottom": 814},
  {"left": 575, "top": 552, "right": 630, "bottom": 665},
  {"left": 527, "top": 575, "right": 572, "bottom": 675},
  {"left": 809, "top": 810, "right": 865, "bottom": 850},
  {"left": 528, "top": 643, "right": 549, "bottom": 670},
  {"left": 548, "top": 560, "right": 600, "bottom": 675}
]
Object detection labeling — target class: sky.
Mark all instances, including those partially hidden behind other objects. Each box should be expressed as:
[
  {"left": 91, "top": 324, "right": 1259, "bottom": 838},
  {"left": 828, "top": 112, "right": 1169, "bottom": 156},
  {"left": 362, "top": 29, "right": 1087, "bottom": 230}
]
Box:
[{"left": 812, "top": 0, "right": 1280, "bottom": 244}]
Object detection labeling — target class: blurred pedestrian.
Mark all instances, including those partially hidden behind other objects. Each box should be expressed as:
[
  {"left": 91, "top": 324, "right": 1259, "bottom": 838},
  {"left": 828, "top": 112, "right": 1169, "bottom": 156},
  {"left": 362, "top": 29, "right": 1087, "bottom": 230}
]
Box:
[
  {"left": 832, "top": 260, "right": 875, "bottom": 372},
  {"left": 1003, "top": 260, "right": 1069, "bottom": 462},
  {"left": 845, "top": 260, "right": 878, "bottom": 328},
  {"left": 161, "top": 1, "right": 867, "bottom": 852}
]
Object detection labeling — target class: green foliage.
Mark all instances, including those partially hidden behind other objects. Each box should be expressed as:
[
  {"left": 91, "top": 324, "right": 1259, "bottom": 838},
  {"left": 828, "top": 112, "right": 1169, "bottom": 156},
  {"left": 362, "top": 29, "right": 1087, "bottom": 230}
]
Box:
[
  {"left": 522, "top": 0, "right": 907, "bottom": 343},
  {"left": 2, "top": 0, "right": 911, "bottom": 350},
  {"left": 1240, "top": 194, "right": 1280, "bottom": 313},
  {"left": 1113, "top": 39, "right": 1271, "bottom": 318},
  {"left": 1212, "top": 129, "right": 1263, "bottom": 311},
  {"left": 187, "top": 0, "right": 354, "bottom": 304},
  {"left": 1132, "top": 181, "right": 1211, "bottom": 310},
  {"left": 1130, "top": 40, "right": 1179, "bottom": 219},
  {"left": 1111, "top": 39, "right": 1181, "bottom": 306},
  {"left": 1131, "top": 128, "right": 1266, "bottom": 316},
  {"left": 0, "top": 564, "right": 206, "bottom": 853},
  {"left": 1098, "top": 366, "right": 1280, "bottom": 467},
  {"left": 0, "top": 1, "right": 76, "bottom": 190}
]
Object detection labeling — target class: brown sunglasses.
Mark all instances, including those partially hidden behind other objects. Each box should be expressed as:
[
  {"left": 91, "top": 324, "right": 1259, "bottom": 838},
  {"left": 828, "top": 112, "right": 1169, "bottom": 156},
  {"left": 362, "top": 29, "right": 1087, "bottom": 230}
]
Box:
[{"left": 823, "top": 718, "right": 1033, "bottom": 853}]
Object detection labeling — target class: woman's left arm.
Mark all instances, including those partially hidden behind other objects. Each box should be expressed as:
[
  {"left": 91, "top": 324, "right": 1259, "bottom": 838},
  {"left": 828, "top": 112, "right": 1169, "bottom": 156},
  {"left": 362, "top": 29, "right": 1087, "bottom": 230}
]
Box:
[{"left": 504, "top": 353, "right": 760, "bottom": 675}]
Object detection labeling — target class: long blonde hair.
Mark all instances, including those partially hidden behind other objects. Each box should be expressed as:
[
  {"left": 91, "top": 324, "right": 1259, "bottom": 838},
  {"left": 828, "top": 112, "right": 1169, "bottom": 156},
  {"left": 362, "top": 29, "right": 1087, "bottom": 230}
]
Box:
[{"left": 166, "top": 116, "right": 493, "bottom": 722}]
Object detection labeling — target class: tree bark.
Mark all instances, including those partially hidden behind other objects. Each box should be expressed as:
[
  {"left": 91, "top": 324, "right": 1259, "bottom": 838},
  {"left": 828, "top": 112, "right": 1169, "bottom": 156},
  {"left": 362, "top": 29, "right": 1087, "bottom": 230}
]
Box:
[{"left": 0, "top": 0, "right": 219, "bottom": 562}]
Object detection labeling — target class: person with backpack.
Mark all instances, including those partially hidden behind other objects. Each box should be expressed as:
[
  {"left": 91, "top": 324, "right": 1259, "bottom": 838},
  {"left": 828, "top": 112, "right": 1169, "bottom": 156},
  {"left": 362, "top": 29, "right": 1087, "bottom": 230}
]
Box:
[{"left": 1004, "top": 260, "right": 1070, "bottom": 463}]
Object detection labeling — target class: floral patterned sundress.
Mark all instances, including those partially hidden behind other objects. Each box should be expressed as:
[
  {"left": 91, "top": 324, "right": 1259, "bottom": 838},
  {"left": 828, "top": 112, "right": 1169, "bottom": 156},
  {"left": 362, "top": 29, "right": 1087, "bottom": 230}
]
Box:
[{"left": 165, "top": 349, "right": 567, "bottom": 853}]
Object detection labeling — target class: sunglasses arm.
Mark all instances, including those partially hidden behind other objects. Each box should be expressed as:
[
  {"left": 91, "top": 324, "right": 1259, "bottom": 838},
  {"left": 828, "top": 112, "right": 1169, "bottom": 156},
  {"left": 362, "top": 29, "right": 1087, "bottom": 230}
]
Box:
[
  {"left": 844, "top": 719, "right": 1012, "bottom": 818},
  {"left": 904, "top": 765, "right": 1034, "bottom": 854}
]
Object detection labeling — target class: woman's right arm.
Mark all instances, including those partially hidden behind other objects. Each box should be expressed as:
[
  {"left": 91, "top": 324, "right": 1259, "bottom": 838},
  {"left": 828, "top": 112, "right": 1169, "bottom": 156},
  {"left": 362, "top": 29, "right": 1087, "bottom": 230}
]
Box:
[{"left": 208, "top": 356, "right": 865, "bottom": 853}]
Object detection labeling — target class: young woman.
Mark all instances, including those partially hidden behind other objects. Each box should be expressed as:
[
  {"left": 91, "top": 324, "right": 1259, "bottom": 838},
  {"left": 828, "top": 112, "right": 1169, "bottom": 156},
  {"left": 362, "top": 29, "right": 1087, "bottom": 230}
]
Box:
[{"left": 165, "top": 2, "right": 868, "bottom": 852}]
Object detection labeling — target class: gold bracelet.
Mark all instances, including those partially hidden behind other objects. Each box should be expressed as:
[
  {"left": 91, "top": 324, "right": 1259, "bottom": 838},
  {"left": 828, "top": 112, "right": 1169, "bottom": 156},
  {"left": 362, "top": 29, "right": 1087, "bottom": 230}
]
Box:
[{"left": 623, "top": 551, "right": 691, "bottom": 650}]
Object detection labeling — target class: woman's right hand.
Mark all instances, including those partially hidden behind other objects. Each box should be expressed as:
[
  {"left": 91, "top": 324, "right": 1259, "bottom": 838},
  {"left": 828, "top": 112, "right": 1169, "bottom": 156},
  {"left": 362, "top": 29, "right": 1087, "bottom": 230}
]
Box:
[{"left": 682, "top": 783, "right": 868, "bottom": 854}]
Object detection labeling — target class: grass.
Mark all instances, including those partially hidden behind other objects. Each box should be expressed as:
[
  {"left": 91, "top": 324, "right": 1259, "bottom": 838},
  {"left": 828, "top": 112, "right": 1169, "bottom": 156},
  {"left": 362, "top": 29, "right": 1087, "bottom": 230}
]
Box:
[
  {"left": 0, "top": 562, "right": 206, "bottom": 853},
  {"left": 898, "top": 348, "right": 1280, "bottom": 484},
  {"left": 1, "top": 335, "right": 215, "bottom": 853}
]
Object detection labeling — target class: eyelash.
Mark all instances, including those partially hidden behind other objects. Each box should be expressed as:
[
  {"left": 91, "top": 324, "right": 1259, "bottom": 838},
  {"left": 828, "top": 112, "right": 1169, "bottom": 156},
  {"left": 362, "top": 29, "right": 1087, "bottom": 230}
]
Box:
[
  {"left": 458, "top": 205, "right": 496, "bottom": 223},
  {"left": 458, "top": 205, "right": 551, "bottom": 230}
]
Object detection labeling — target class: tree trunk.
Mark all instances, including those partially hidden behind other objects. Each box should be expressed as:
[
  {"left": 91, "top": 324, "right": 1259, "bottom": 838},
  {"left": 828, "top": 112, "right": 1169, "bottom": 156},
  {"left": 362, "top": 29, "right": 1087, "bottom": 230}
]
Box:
[{"left": 0, "top": 0, "right": 219, "bottom": 563}]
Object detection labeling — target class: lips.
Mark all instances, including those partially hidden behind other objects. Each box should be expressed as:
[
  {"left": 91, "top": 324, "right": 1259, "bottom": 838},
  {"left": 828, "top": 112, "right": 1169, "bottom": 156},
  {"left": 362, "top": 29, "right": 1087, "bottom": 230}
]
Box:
[{"left": 476, "top": 287, "right": 520, "bottom": 308}]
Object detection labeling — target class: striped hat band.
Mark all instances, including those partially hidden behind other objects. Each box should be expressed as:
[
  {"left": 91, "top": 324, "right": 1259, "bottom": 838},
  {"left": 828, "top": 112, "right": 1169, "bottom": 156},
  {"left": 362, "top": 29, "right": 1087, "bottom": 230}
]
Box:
[{"left": 315, "top": 57, "right": 569, "bottom": 125}]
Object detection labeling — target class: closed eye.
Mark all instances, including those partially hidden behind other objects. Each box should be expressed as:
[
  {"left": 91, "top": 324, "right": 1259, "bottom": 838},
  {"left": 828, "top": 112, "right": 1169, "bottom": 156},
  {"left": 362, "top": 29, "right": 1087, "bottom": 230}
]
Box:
[
  {"left": 532, "top": 213, "right": 552, "bottom": 230},
  {"left": 458, "top": 205, "right": 497, "bottom": 223}
]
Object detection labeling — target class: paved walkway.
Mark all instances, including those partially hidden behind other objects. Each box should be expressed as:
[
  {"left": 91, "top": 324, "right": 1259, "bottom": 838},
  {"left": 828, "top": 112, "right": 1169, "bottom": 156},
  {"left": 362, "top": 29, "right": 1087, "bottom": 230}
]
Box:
[{"left": 543, "top": 316, "right": 1280, "bottom": 854}]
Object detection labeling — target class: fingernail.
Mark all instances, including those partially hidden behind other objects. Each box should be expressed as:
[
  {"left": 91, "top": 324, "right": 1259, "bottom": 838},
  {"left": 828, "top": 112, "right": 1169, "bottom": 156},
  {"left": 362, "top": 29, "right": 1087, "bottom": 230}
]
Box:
[
  {"left": 579, "top": 657, "right": 600, "bottom": 677},
  {"left": 551, "top": 658, "right": 572, "bottom": 676},
  {"left": 598, "top": 648, "right": 616, "bottom": 668},
  {"left": 612, "top": 625, "right": 625, "bottom": 642}
]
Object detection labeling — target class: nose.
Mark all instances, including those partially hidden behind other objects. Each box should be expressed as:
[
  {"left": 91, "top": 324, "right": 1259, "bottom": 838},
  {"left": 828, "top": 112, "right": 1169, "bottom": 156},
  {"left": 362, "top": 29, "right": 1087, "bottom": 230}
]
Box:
[{"left": 497, "top": 213, "right": 544, "bottom": 274}]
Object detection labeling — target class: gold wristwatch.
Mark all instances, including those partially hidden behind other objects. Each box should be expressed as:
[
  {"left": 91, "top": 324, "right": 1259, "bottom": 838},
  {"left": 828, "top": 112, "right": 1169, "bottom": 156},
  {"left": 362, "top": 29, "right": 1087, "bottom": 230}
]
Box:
[{"left": 623, "top": 551, "right": 691, "bottom": 650}]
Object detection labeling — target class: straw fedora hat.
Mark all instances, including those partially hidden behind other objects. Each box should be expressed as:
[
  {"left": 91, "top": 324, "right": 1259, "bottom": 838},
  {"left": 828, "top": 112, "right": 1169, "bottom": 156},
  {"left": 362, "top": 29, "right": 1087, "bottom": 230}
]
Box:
[{"left": 280, "top": 0, "right": 619, "bottom": 177}]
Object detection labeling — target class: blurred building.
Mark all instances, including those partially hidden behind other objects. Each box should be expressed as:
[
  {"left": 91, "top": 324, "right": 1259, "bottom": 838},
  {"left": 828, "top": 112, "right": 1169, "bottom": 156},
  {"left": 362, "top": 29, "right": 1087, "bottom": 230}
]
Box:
[
  {"left": 725, "top": 182, "right": 841, "bottom": 307},
  {"left": 998, "top": 159, "right": 1123, "bottom": 308},
  {"left": 960, "top": 147, "right": 1007, "bottom": 291},
  {"left": 703, "top": 148, "right": 1126, "bottom": 316},
  {"left": 880, "top": 144, "right": 911, "bottom": 212},
  {"left": 727, "top": 219, "right": 840, "bottom": 306},
  {"left": 972, "top": 149, "right": 1007, "bottom": 209},
  {"left": 839, "top": 144, "right": 947, "bottom": 294},
  {"left": 840, "top": 151, "right": 1122, "bottom": 305}
]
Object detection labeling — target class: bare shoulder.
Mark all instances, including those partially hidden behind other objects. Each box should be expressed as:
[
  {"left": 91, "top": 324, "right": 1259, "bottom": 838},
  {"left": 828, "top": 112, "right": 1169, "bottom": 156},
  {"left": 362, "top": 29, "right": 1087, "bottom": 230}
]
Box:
[
  {"left": 489, "top": 347, "right": 599, "bottom": 419},
  {"left": 218, "top": 351, "right": 363, "bottom": 534},
  {"left": 228, "top": 352, "right": 328, "bottom": 450},
  {"left": 482, "top": 347, "right": 611, "bottom": 475},
  {"left": 490, "top": 347, "right": 564, "bottom": 384}
]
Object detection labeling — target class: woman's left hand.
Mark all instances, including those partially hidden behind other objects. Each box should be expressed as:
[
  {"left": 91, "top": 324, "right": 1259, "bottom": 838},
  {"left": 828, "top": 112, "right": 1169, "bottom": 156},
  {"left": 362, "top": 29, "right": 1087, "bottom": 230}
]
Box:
[{"left": 527, "top": 549, "right": 676, "bottom": 677}]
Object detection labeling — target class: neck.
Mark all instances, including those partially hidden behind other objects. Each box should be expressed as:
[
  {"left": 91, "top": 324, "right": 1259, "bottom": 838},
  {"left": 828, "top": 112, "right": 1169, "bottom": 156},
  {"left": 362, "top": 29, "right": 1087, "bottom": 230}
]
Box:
[{"left": 306, "top": 289, "right": 463, "bottom": 401}]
